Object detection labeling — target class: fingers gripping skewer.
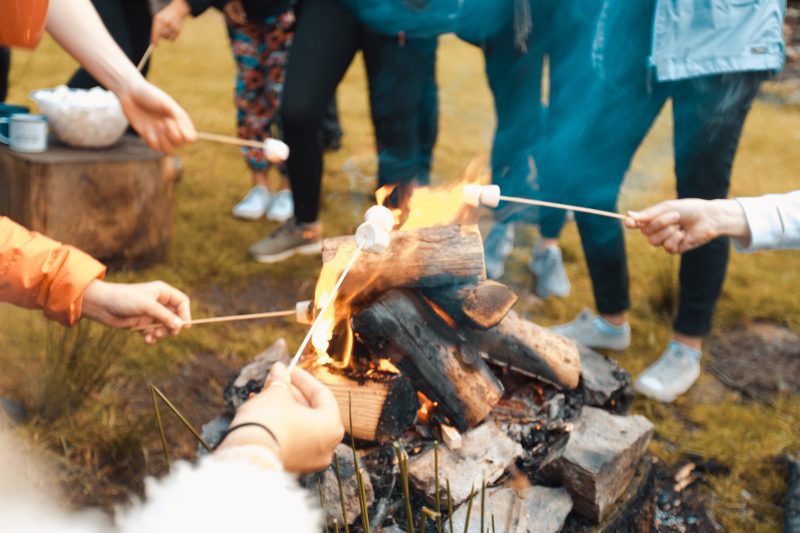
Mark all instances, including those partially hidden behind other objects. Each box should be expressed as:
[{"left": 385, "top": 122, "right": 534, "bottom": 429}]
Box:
[
  {"left": 462, "top": 184, "right": 628, "bottom": 221},
  {"left": 195, "top": 131, "right": 290, "bottom": 163},
  {"left": 288, "top": 205, "right": 394, "bottom": 370},
  {"left": 132, "top": 309, "right": 296, "bottom": 331}
]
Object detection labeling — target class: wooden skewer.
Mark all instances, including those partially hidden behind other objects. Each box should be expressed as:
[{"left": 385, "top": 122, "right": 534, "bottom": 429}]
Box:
[
  {"left": 132, "top": 309, "right": 295, "bottom": 331},
  {"left": 137, "top": 43, "right": 155, "bottom": 72},
  {"left": 196, "top": 131, "right": 263, "bottom": 149},
  {"left": 498, "top": 195, "right": 628, "bottom": 220},
  {"left": 288, "top": 242, "right": 365, "bottom": 370}
]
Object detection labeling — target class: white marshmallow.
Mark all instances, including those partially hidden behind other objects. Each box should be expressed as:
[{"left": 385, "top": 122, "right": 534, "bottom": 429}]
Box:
[
  {"left": 463, "top": 184, "right": 483, "bottom": 207},
  {"left": 263, "top": 138, "right": 290, "bottom": 163},
  {"left": 479, "top": 184, "right": 502, "bottom": 208},
  {"left": 363, "top": 205, "right": 395, "bottom": 232},
  {"left": 355, "top": 220, "right": 391, "bottom": 254},
  {"left": 295, "top": 300, "right": 313, "bottom": 325}
]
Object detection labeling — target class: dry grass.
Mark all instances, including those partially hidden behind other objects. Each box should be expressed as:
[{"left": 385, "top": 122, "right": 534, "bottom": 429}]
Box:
[{"left": 1, "top": 11, "right": 799, "bottom": 530}]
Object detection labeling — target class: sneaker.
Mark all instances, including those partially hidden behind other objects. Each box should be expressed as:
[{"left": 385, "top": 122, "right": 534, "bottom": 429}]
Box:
[
  {"left": 634, "top": 341, "right": 701, "bottom": 402},
  {"left": 529, "top": 242, "right": 571, "bottom": 299},
  {"left": 484, "top": 222, "right": 515, "bottom": 280},
  {"left": 267, "top": 189, "right": 294, "bottom": 222},
  {"left": 233, "top": 186, "right": 272, "bottom": 220},
  {"left": 551, "top": 308, "right": 631, "bottom": 351},
  {"left": 249, "top": 219, "right": 322, "bottom": 263}
]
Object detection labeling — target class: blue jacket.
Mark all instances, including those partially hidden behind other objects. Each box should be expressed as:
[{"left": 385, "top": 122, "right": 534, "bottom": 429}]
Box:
[{"left": 650, "top": 0, "right": 785, "bottom": 81}]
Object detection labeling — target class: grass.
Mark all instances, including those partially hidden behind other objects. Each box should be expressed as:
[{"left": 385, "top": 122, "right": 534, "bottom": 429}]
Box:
[{"left": 2, "top": 10, "right": 799, "bottom": 530}]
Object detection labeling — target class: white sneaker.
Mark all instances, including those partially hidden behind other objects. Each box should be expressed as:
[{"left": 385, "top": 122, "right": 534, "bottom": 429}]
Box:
[
  {"left": 529, "top": 242, "right": 571, "bottom": 299},
  {"left": 233, "top": 186, "right": 272, "bottom": 220},
  {"left": 551, "top": 308, "right": 631, "bottom": 351},
  {"left": 484, "top": 222, "right": 515, "bottom": 280},
  {"left": 634, "top": 341, "right": 701, "bottom": 402},
  {"left": 267, "top": 189, "right": 294, "bottom": 222}
]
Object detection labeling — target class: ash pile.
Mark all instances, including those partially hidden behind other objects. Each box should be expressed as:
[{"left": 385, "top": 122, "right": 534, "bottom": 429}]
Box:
[{"left": 203, "top": 224, "right": 657, "bottom": 532}]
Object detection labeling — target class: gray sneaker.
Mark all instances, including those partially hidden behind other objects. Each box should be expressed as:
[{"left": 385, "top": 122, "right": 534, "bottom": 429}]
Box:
[
  {"left": 551, "top": 308, "right": 631, "bottom": 351},
  {"left": 484, "top": 222, "right": 515, "bottom": 280},
  {"left": 634, "top": 341, "right": 701, "bottom": 402},
  {"left": 249, "top": 219, "right": 322, "bottom": 264},
  {"left": 529, "top": 242, "right": 571, "bottom": 299}
]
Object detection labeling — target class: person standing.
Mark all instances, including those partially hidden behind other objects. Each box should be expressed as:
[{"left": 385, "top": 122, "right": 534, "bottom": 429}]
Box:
[{"left": 549, "top": 0, "right": 785, "bottom": 402}]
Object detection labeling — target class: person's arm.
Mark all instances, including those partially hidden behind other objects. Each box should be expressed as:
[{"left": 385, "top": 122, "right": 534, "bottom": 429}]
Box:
[
  {"left": 46, "top": 0, "right": 196, "bottom": 153},
  {"left": 734, "top": 191, "right": 800, "bottom": 252},
  {"left": 0, "top": 217, "right": 190, "bottom": 342}
]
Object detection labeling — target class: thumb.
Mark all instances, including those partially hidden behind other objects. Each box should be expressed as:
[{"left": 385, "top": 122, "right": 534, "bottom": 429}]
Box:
[
  {"left": 143, "top": 300, "right": 183, "bottom": 330},
  {"left": 266, "top": 362, "right": 291, "bottom": 387}
]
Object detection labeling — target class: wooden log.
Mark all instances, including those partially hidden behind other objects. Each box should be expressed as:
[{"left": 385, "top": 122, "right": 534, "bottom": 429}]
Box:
[
  {"left": 352, "top": 289, "right": 503, "bottom": 431},
  {"left": 538, "top": 406, "right": 654, "bottom": 523},
  {"left": 0, "top": 135, "right": 179, "bottom": 269},
  {"left": 469, "top": 311, "right": 581, "bottom": 389},
  {"left": 309, "top": 365, "right": 419, "bottom": 443},
  {"left": 423, "top": 280, "right": 518, "bottom": 330},
  {"left": 320, "top": 224, "right": 486, "bottom": 304}
]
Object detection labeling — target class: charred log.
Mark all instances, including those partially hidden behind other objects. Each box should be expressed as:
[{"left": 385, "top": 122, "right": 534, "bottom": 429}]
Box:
[
  {"left": 352, "top": 289, "right": 503, "bottom": 431},
  {"left": 309, "top": 365, "right": 418, "bottom": 443},
  {"left": 423, "top": 279, "right": 518, "bottom": 330}
]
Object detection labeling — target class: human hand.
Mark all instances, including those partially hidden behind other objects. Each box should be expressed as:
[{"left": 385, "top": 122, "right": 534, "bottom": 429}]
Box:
[
  {"left": 224, "top": 0, "right": 248, "bottom": 26},
  {"left": 116, "top": 77, "right": 196, "bottom": 154},
  {"left": 218, "top": 362, "right": 345, "bottom": 473},
  {"left": 152, "top": 0, "right": 191, "bottom": 44},
  {"left": 81, "top": 280, "right": 191, "bottom": 344},
  {"left": 626, "top": 198, "right": 749, "bottom": 254}
]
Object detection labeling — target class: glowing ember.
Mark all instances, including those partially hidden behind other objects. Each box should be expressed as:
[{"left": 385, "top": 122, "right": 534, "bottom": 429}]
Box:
[{"left": 417, "top": 391, "right": 438, "bottom": 424}]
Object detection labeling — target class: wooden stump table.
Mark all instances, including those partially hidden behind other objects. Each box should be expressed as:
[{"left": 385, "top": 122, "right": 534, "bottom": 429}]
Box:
[{"left": 0, "top": 135, "right": 180, "bottom": 268}]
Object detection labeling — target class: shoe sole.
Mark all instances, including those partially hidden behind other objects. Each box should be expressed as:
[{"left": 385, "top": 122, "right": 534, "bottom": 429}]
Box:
[
  {"left": 266, "top": 212, "right": 294, "bottom": 223},
  {"left": 233, "top": 211, "right": 266, "bottom": 221},
  {"left": 251, "top": 241, "right": 322, "bottom": 264},
  {"left": 633, "top": 380, "right": 677, "bottom": 403}
]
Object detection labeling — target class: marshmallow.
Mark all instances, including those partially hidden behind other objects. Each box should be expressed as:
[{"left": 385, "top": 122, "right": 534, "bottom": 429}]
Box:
[
  {"left": 480, "top": 184, "right": 501, "bottom": 208},
  {"left": 263, "top": 138, "right": 290, "bottom": 163},
  {"left": 363, "top": 205, "right": 395, "bottom": 233},
  {"left": 462, "top": 184, "right": 501, "bottom": 208},
  {"left": 355, "top": 220, "right": 391, "bottom": 254},
  {"left": 295, "top": 300, "right": 313, "bottom": 325}
]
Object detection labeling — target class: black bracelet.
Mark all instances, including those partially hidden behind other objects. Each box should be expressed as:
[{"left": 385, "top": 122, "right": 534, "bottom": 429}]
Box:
[{"left": 214, "top": 422, "right": 281, "bottom": 452}]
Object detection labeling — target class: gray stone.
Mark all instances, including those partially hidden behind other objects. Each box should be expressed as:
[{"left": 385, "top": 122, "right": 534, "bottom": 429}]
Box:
[
  {"left": 539, "top": 406, "right": 653, "bottom": 523},
  {"left": 311, "top": 444, "right": 374, "bottom": 527},
  {"left": 409, "top": 420, "right": 523, "bottom": 506},
  {"left": 578, "top": 345, "right": 632, "bottom": 414},
  {"left": 450, "top": 485, "right": 573, "bottom": 533},
  {"left": 198, "top": 415, "right": 231, "bottom": 455},
  {"left": 0, "top": 398, "right": 27, "bottom": 428},
  {"left": 224, "top": 339, "right": 290, "bottom": 411}
]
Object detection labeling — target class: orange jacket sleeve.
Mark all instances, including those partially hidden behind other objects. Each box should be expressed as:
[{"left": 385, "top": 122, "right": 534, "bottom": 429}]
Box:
[{"left": 0, "top": 217, "right": 107, "bottom": 326}]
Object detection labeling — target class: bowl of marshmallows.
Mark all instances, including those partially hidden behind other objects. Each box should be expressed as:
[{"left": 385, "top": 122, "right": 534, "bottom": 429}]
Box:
[{"left": 30, "top": 85, "right": 129, "bottom": 149}]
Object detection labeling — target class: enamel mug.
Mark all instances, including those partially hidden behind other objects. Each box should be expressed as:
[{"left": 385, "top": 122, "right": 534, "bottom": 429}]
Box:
[{"left": 0, "top": 113, "right": 48, "bottom": 153}]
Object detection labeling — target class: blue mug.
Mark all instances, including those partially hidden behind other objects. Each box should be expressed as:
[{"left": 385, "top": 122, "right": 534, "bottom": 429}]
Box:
[{"left": 0, "top": 103, "right": 30, "bottom": 139}]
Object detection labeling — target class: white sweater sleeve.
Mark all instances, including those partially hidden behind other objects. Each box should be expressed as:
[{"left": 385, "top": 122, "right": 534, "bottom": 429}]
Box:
[
  {"left": 115, "top": 446, "right": 321, "bottom": 533},
  {"left": 734, "top": 191, "right": 800, "bottom": 252}
]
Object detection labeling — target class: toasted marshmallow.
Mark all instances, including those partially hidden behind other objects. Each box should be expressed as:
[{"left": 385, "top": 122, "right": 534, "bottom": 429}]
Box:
[
  {"left": 264, "top": 138, "right": 290, "bottom": 163},
  {"left": 355, "top": 220, "right": 391, "bottom": 254}
]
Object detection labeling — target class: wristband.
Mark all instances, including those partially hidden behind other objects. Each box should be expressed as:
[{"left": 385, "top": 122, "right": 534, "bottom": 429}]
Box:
[{"left": 214, "top": 422, "right": 281, "bottom": 452}]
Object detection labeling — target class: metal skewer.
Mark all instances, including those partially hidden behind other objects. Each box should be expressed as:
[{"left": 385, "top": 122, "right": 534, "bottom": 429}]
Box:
[
  {"left": 132, "top": 309, "right": 295, "bottom": 331},
  {"left": 288, "top": 242, "right": 365, "bottom": 371}
]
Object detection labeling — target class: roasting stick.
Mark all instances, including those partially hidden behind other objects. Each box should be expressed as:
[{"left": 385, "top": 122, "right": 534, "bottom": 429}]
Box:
[
  {"left": 132, "top": 309, "right": 295, "bottom": 331},
  {"left": 136, "top": 43, "right": 155, "bottom": 71},
  {"left": 463, "top": 184, "right": 627, "bottom": 221},
  {"left": 288, "top": 242, "right": 366, "bottom": 371},
  {"left": 195, "top": 131, "right": 263, "bottom": 148}
]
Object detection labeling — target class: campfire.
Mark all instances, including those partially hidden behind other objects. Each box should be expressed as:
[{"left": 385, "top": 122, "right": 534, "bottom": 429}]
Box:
[{"left": 203, "top": 184, "right": 656, "bottom": 531}]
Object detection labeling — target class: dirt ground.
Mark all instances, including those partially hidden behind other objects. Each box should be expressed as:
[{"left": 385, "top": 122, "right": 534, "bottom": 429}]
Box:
[{"left": 1, "top": 10, "right": 799, "bottom": 532}]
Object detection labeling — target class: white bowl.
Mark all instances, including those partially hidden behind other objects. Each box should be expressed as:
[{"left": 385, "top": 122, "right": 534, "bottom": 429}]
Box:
[{"left": 30, "top": 85, "right": 129, "bottom": 149}]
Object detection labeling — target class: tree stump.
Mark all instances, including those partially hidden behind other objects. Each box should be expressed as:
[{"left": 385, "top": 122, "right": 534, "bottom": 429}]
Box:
[{"left": 0, "top": 135, "right": 180, "bottom": 268}]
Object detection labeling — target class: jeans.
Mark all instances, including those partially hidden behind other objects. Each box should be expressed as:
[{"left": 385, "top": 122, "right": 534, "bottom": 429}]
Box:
[{"left": 281, "top": 0, "right": 439, "bottom": 223}]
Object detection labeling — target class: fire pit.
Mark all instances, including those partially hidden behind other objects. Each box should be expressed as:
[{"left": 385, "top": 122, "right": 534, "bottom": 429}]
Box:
[{"left": 202, "top": 186, "right": 657, "bottom": 531}]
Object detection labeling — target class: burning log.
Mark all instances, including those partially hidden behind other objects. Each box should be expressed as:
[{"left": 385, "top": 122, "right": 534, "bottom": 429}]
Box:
[
  {"left": 309, "top": 365, "right": 418, "bottom": 443},
  {"left": 352, "top": 290, "right": 504, "bottom": 431},
  {"left": 321, "top": 225, "right": 486, "bottom": 303},
  {"left": 423, "top": 280, "right": 518, "bottom": 330},
  {"left": 469, "top": 311, "right": 581, "bottom": 389}
]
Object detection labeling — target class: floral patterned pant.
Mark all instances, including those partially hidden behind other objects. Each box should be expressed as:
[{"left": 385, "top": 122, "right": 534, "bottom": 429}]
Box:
[{"left": 228, "top": 10, "right": 295, "bottom": 172}]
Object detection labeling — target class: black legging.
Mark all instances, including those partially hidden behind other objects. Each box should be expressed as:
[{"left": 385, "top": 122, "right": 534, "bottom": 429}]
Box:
[
  {"left": 68, "top": 0, "right": 152, "bottom": 89},
  {"left": 281, "top": 0, "right": 437, "bottom": 223},
  {"left": 0, "top": 47, "right": 10, "bottom": 102}
]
